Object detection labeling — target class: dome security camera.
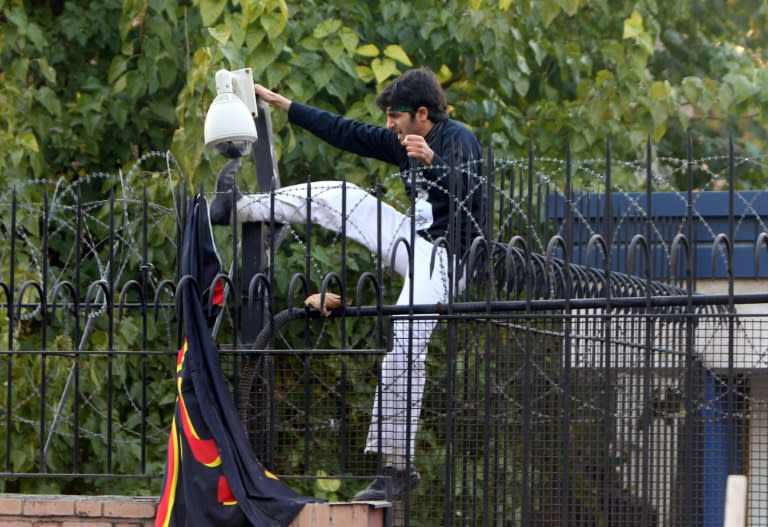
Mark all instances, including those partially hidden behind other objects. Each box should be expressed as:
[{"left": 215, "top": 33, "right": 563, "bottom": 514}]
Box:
[{"left": 204, "top": 69, "right": 258, "bottom": 158}]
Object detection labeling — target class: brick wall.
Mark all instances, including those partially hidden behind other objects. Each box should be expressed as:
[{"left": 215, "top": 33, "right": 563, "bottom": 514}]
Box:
[
  {"left": 0, "top": 494, "right": 157, "bottom": 526},
  {"left": 0, "top": 495, "right": 387, "bottom": 526}
]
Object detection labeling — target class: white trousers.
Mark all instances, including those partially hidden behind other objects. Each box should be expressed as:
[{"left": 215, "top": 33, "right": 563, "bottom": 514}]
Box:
[{"left": 236, "top": 181, "right": 455, "bottom": 460}]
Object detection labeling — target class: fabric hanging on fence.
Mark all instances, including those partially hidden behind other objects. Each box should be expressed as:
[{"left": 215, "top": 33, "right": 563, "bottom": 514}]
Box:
[{"left": 155, "top": 194, "right": 318, "bottom": 527}]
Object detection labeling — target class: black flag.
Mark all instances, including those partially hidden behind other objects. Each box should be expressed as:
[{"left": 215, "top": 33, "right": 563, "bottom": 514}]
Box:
[{"left": 156, "top": 194, "right": 317, "bottom": 526}]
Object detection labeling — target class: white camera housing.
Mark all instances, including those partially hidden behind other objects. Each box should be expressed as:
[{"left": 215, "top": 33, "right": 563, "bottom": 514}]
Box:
[{"left": 204, "top": 68, "right": 258, "bottom": 158}]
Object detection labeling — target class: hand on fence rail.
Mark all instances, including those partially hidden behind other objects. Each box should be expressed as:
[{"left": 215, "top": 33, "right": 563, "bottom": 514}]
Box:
[{"left": 304, "top": 292, "right": 347, "bottom": 317}]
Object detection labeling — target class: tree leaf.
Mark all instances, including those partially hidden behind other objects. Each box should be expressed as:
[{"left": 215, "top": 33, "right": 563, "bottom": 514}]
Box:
[
  {"left": 528, "top": 40, "right": 545, "bottom": 66},
  {"left": 208, "top": 25, "right": 231, "bottom": 45},
  {"left": 649, "top": 80, "right": 671, "bottom": 101},
  {"left": 260, "top": 9, "right": 286, "bottom": 40},
  {"left": 758, "top": 68, "right": 768, "bottom": 102},
  {"left": 513, "top": 74, "right": 530, "bottom": 96},
  {"left": 718, "top": 82, "right": 734, "bottom": 112},
  {"left": 35, "top": 86, "right": 61, "bottom": 116},
  {"left": 356, "top": 44, "right": 379, "bottom": 57},
  {"left": 516, "top": 52, "right": 530, "bottom": 75},
  {"left": 199, "top": 0, "right": 227, "bottom": 26},
  {"left": 224, "top": 11, "right": 246, "bottom": 47},
  {"left": 723, "top": 73, "right": 756, "bottom": 104},
  {"left": 241, "top": 0, "right": 266, "bottom": 26},
  {"left": 26, "top": 23, "right": 47, "bottom": 52},
  {"left": 148, "top": 100, "right": 177, "bottom": 123},
  {"left": 623, "top": 11, "right": 644, "bottom": 40},
  {"left": 557, "top": 0, "right": 582, "bottom": 16},
  {"left": 108, "top": 56, "right": 129, "bottom": 84},
  {"left": 681, "top": 76, "right": 703, "bottom": 105},
  {"left": 384, "top": 44, "right": 413, "bottom": 67},
  {"left": 5, "top": 6, "right": 28, "bottom": 28},
  {"left": 313, "top": 18, "right": 342, "bottom": 39},
  {"left": 265, "top": 62, "right": 292, "bottom": 88},
  {"left": 595, "top": 69, "right": 614, "bottom": 86},
  {"left": 298, "top": 35, "right": 322, "bottom": 52},
  {"left": 537, "top": 0, "right": 562, "bottom": 27},
  {"left": 323, "top": 38, "right": 344, "bottom": 63},
  {"left": 310, "top": 65, "right": 335, "bottom": 91},
  {"left": 34, "top": 57, "right": 56, "bottom": 84},
  {"left": 371, "top": 57, "right": 399, "bottom": 85},
  {"left": 355, "top": 64, "right": 374, "bottom": 83},
  {"left": 17, "top": 131, "right": 39, "bottom": 152},
  {"left": 315, "top": 470, "right": 341, "bottom": 492},
  {"left": 436, "top": 64, "right": 453, "bottom": 83},
  {"left": 338, "top": 27, "right": 360, "bottom": 54}
]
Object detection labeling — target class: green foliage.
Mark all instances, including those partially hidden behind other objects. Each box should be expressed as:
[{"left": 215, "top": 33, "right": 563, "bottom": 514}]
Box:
[
  {"left": 3, "top": 0, "right": 766, "bottom": 189},
  {"left": 311, "top": 469, "right": 343, "bottom": 501},
  {"left": 0, "top": 0, "right": 191, "bottom": 185}
]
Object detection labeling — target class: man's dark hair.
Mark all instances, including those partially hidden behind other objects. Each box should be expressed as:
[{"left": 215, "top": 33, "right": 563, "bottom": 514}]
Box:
[{"left": 376, "top": 68, "right": 448, "bottom": 123}]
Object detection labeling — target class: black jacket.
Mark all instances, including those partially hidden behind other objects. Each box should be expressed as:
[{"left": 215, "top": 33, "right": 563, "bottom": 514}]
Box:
[{"left": 288, "top": 102, "right": 484, "bottom": 256}]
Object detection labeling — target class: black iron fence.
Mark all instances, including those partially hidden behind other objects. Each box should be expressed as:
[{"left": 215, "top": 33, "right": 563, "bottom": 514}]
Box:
[{"left": 1, "top": 144, "right": 768, "bottom": 526}]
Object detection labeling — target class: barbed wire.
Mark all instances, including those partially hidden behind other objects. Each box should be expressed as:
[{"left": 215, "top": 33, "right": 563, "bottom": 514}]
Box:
[{"left": 1, "top": 149, "right": 767, "bottom": 474}]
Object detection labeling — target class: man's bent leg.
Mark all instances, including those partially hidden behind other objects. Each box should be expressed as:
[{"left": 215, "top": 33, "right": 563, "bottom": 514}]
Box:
[{"left": 234, "top": 182, "right": 416, "bottom": 275}]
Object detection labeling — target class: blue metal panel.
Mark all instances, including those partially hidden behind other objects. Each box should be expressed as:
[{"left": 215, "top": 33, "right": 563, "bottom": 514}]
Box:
[{"left": 551, "top": 191, "right": 768, "bottom": 279}]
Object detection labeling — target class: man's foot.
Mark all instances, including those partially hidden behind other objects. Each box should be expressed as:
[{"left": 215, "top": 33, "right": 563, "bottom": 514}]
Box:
[
  {"left": 209, "top": 158, "right": 243, "bottom": 225},
  {"left": 352, "top": 465, "right": 421, "bottom": 501}
]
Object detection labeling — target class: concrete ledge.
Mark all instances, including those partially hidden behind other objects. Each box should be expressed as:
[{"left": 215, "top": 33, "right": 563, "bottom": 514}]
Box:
[{"left": 290, "top": 501, "right": 389, "bottom": 527}]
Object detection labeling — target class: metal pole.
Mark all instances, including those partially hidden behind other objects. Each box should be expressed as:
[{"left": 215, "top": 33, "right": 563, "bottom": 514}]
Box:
[
  {"left": 241, "top": 98, "right": 283, "bottom": 343},
  {"left": 239, "top": 98, "right": 283, "bottom": 465}
]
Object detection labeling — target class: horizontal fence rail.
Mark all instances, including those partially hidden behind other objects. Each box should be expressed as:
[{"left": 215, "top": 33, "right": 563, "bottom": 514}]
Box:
[{"left": 1, "top": 144, "right": 768, "bottom": 526}]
